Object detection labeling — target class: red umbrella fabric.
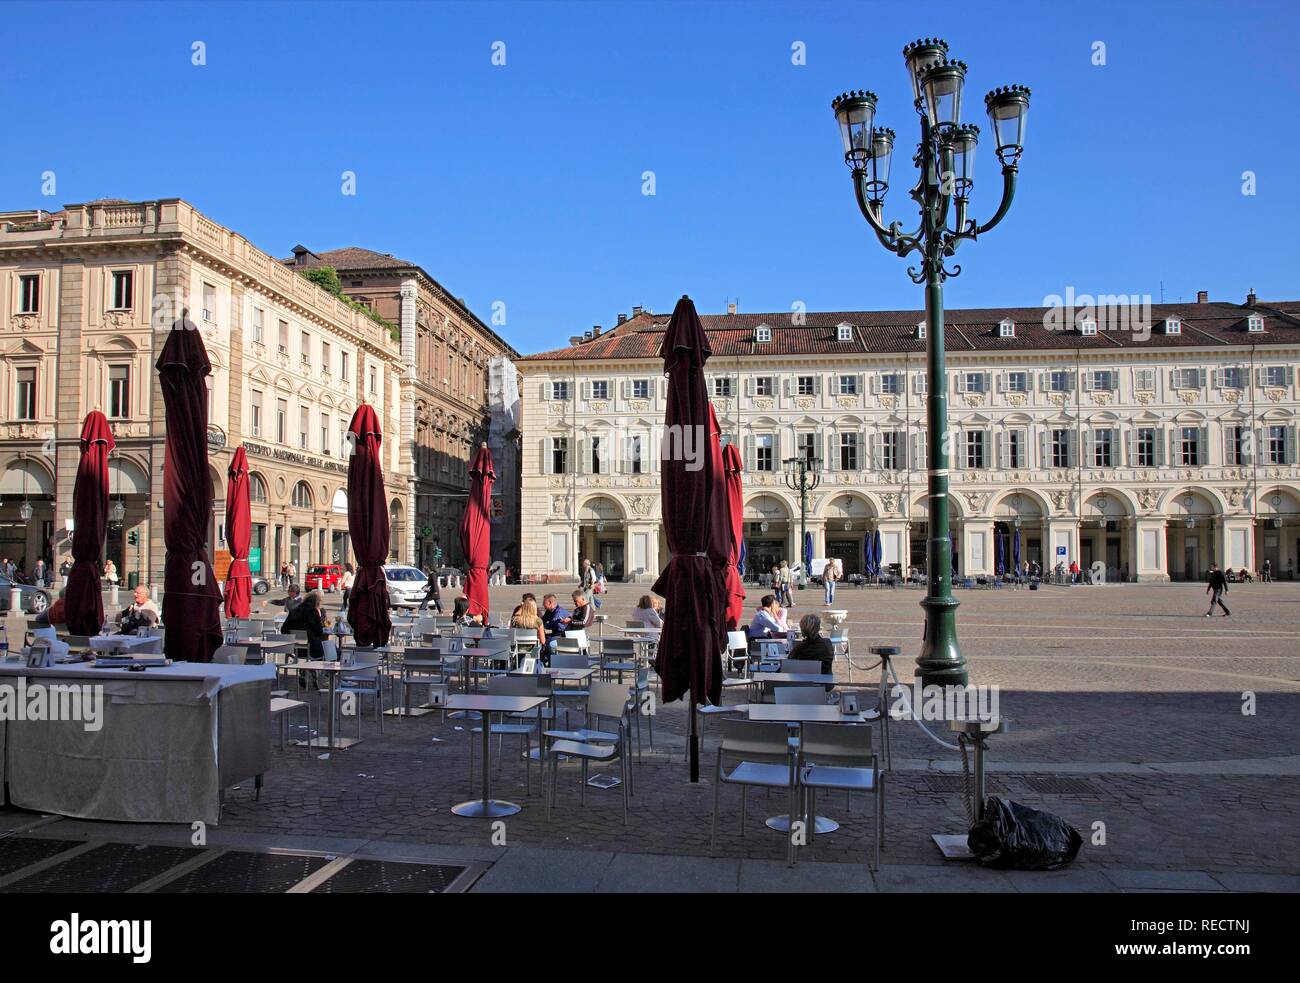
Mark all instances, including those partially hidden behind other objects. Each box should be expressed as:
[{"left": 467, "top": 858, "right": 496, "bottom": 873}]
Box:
[
  {"left": 652, "top": 295, "right": 730, "bottom": 711},
  {"left": 722, "top": 439, "right": 746, "bottom": 630},
  {"left": 223, "top": 445, "right": 252, "bottom": 619},
  {"left": 65, "top": 411, "right": 115, "bottom": 636},
  {"left": 346, "top": 403, "right": 391, "bottom": 647},
  {"left": 156, "top": 316, "right": 222, "bottom": 663},
  {"left": 459, "top": 443, "right": 495, "bottom": 621}
]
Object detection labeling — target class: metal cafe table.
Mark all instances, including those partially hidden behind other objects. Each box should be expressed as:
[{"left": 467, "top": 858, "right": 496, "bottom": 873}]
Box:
[
  {"left": 445, "top": 693, "right": 549, "bottom": 818},
  {"left": 746, "top": 702, "right": 869, "bottom": 835},
  {"left": 286, "top": 658, "right": 381, "bottom": 750}
]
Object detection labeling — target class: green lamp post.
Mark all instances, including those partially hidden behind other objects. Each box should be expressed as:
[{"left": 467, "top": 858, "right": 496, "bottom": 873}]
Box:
[
  {"left": 783, "top": 449, "right": 822, "bottom": 582},
  {"left": 832, "top": 39, "right": 1030, "bottom": 686}
]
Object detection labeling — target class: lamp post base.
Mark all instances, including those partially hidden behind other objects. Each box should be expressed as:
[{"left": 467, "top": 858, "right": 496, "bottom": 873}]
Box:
[{"left": 915, "top": 593, "right": 968, "bottom": 687}]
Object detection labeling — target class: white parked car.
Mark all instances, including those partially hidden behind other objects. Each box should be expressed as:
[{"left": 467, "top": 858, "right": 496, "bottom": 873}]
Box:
[{"left": 383, "top": 564, "right": 430, "bottom": 609}]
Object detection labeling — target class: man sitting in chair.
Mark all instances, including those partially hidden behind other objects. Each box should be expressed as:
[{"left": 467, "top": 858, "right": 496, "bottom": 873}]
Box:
[
  {"left": 118, "top": 585, "right": 160, "bottom": 633},
  {"left": 747, "top": 595, "right": 788, "bottom": 640}
]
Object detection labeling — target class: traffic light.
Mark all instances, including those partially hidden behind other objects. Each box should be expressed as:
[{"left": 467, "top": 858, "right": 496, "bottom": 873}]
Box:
[{"left": 127, "top": 531, "right": 138, "bottom": 546}]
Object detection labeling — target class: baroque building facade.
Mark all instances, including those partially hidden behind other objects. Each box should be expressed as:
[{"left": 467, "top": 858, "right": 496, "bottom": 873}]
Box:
[
  {"left": 518, "top": 300, "right": 1300, "bottom": 583},
  {"left": 284, "top": 246, "right": 520, "bottom": 572},
  {"left": 0, "top": 198, "right": 410, "bottom": 587}
]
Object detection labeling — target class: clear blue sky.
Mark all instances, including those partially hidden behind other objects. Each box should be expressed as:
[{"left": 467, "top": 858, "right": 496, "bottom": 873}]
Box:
[{"left": 3, "top": 0, "right": 1297, "bottom": 350}]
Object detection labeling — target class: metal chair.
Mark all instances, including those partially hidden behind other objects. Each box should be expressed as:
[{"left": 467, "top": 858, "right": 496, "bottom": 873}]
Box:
[
  {"left": 710, "top": 718, "right": 799, "bottom": 865},
  {"left": 545, "top": 680, "right": 631, "bottom": 824},
  {"left": 212, "top": 644, "right": 249, "bottom": 665},
  {"left": 550, "top": 653, "right": 591, "bottom": 727},
  {"left": 337, "top": 659, "right": 385, "bottom": 738},
  {"left": 599, "top": 638, "right": 637, "bottom": 681},
  {"left": 270, "top": 695, "right": 313, "bottom": 752},
  {"left": 798, "top": 722, "right": 882, "bottom": 869},
  {"left": 471, "top": 675, "right": 541, "bottom": 794}
]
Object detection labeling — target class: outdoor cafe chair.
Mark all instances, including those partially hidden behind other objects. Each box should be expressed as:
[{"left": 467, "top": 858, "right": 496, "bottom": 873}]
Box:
[
  {"left": 710, "top": 718, "right": 799, "bottom": 866},
  {"left": 549, "top": 652, "right": 592, "bottom": 727},
  {"left": 212, "top": 644, "right": 250, "bottom": 665},
  {"left": 337, "top": 657, "right": 386, "bottom": 739},
  {"left": 398, "top": 645, "right": 446, "bottom": 716},
  {"left": 599, "top": 638, "right": 637, "bottom": 682},
  {"left": 798, "top": 722, "right": 882, "bottom": 869},
  {"left": 631, "top": 666, "right": 653, "bottom": 757},
  {"left": 471, "top": 674, "right": 544, "bottom": 794},
  {"left": 545, "top": 680, "right": 631, "bottom": 825},
  {"left": 270, "top": 694, "right": 313, "bottom": 753}
]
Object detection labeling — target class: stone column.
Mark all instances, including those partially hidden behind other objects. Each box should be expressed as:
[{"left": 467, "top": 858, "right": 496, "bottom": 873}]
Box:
[
  {"left": 1045, "top": 517, "right": 1080, "bottom": 574},
  {"left": 962, "top": 518, "right": 994, "bottom": 576},
  {"left": 1220, "top": 516, "right": 1254, "bottom": 572},
  {"left": 1132, "top": 517, "right": 1168, "bottom": 581},
  {"left": 876, "top": 519, "right": 909, "bottom": 571}
]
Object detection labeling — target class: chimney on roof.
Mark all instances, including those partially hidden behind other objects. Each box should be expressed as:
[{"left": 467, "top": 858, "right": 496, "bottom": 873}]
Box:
[
  {"left": 632, "top": 305, "right": 643, "bottom": 317},
  {"left": 617, "top": 313, "right": 627, "bottom": 325},
  {"left": 1196, "top": 290, "right": 1208, "bottom": 304},
  {"left": 291, "top": 244, "right": 313, "bottom": 267},
  {"left": 1246, "top": 289, "right": 1257, "bottom": 308},
  {"left": 569, "top": 335, "right": 583, "bottom": 346},
  {"left": 727, "top": 303, "right": 737, "bottom": 315},
  {"left": 592, "top": 325, "right": 602, "bottom": 337}
]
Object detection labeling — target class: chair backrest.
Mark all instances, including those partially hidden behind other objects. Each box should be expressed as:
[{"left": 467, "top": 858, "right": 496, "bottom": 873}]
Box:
[
  {"left": 727, "top": 630, "right": 748, "bottom": 652},
  {"left": 488, "top": 674, "right": 542, "bottom": 697},
  {"left": 600, "top": 639, "right": 635, "bottom": 657},
  {"left": 564, "top": 629, "right": 589, "bottom": 649},
  {"left": 510, "top": 628, "right": 538, "bottom": 645},
  {"left": 625, "top": 620, "right": 642, "bottom": 629},
  {"left": 718, "top": 718, "right": 793, "bottom": 762},
  {"left": 783, "top": 659, "right": 823, "bottom": 675},
  {"left": 476, "top": 637, "right": 514, "bottom": 654},
  {"left": 403, "top": 645, "right": 441, "bottom": 662},
  {"left": 588, "top": 681, "right": 631, "bottom": 722},
  {"left": 555, "top": 638, "right": 583, "bottom": 655},
  {"left": 552, "top": 653, "right": 588, "bottom": 670},
  {"left": 212, "top": 645, "right": 248, "bottom": 665},
  {"left": 321, "top": 639, "right": 338, "bottom": 662},
  {"left": 799, "top": 722, "right": 873, "bottom": 766},
  {"left": 635, "top": 666, "right": 649, "bottom": 690},
  {"left": 774, "top": 686, "right": 827, "bottom": 705}
]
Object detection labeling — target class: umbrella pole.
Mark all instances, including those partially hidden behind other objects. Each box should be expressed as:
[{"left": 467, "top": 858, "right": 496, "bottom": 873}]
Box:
[{"left": 689, "top": 701, "right": 699, "bottom": 782}]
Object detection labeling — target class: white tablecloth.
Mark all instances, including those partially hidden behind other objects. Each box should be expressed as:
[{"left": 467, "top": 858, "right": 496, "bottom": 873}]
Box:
[{"left": 0, "top": 661, "right": 275, "bottom": 825}]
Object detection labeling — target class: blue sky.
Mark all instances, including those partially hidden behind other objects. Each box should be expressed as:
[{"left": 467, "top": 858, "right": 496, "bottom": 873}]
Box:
[{"left": 3, "top": 0, "right": 1298, "bottom": 350}]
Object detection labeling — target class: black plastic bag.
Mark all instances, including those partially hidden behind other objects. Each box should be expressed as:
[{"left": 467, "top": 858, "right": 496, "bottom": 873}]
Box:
[{"left": 967, "top": 796, "right": 1083, "bottom": 870}]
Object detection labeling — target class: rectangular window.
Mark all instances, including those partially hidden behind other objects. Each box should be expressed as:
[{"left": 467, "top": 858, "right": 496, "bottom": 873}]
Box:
[
  {"left": 1051, "top": 429, "right": 1071, "bottom": 468},
  {"left": 1225, "top": 425, "right": 1247, "bottom": 466},
  {"left": 839, "top": 432, "right": 859, "bottom": 470},
  {"left": 713, "top": 377, "right": 734, "bottom": 398},
  {"left": 19, "top": 275, "right": 39, "bottom": 314},
  {"left": 879, "top": 373, "right": 900, "bottom": 395},
  {"left": 250, "top": 389, "right": 263, "bottom": 438},
  {"left": 340, "top": 351, "right": 350, "bottom": 381},
  {"left": 1004, "top": 371, "right": 1028, "bottom": 393},
  {"left": 1174, "top": 367, "right": 1202, "bottom": 389},
  {"left": 838, "top": 375, "right": 859, "bottom": 396},
  {"left": 299, "top": 405, "right": 309, "bottom": 449},
  {"left": 591, "top": 380, "right": 609, "bottom": 401},
  {"left": 1092, "top": 429, "right": 1113, "bottom": 467},
  {"left": 630, "top": 435, "right": 644, "bottom": 474},
  {"left": 278, "top": 319, "right": 289, "bottom": 354},
  {"left": 301, "top": 331, "right": 311, "bottom": 365},
  {"left": 276, "top": 399, "right": 287, "bottom": 444},
  {"left": 1086, "top": 370, "right": 1114, "bottom": 391},
  {"left": 631, "top": 379, "right": 649, "bottom": 400},
  {"left": 882, "top": 431, "right": 902, "bottom": 471},
  {"left": 755, "top": 377, "right": 774, "bottom": 397},
  {"left": 796, "top": 376, "right": 815, "bottom": 396},
  {"left": 202, "top": 283, "right": 217, "bottom": 322},
  {"left": 252, "top": 307, "right": 265, "bottom": 344},
  {"left": 1136, "top": 427, "right": 1157, "bottom": 468},
  {"left": 15, "top": 367, "right": 36, "bottom": 420},
  {"left": 108, "top": 365, "right": 130, "bottom": 419},
  {"left": 320, "top": 413, "right": 330, "bottom": 455},
  {"left": 1133, "top": 368, "right": 1155, "bottom": 391},
  {"left": 111, "top": 271, "right": 133, "bottom": 311},
  {"left": 1049, "top": 370, "right": 1071, "bottom": 392},
  {"left": 1263, "top": 366, "right": 1287, "bottom": 388},
  {"left": 961, "top": 372, "right": 986, "bottom": 394},
  {"left": 1180, "top": 427, "right": 1201, "bottom": 466},
  {"left": 1266, "top": 425, "right": 1287, "bottom": 465},
  {"left": 755, "top": 434, "right": 774, "bottom": 472},
  {"left": 797, "top": 432, "right": 817, "bottom": 463},
  {"left": 321, "top": 341, "right": 331, "bottom": 373},
  {"left": 1220, "top": 366, "right": 1243, "bottom": 389},
  {"left": 551, "top": 380, "right": 570, "bottom": 401},
  {"left": 590, "top": 436, "right": 603, "bottom": 475},
  {"left": 551, "top": 437, "right": 568, "bottom": 474},
  {"left": 368, "top": 367, "right": 378, "bottom": 394},
  {"left": 964, "top": 430, "right": 986, "bottom": 469}
]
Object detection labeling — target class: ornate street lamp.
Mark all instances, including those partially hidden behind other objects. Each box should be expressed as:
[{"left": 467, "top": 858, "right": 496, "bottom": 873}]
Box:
[
  {"left": 783, "top": 450, "right": 822, "bottom": 578},
  {"left": 18, "top": 453, "right": 33, "bottom": 522},
  {"left": 833, "top": 40, "right": 1030, "bottom": 686}
]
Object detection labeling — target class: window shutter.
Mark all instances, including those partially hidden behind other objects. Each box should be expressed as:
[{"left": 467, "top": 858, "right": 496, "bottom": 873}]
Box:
[
  {"left": 825, "top": 431, "right": 837, "bottom": 470},
  {"left": 1287, "top": 366, "right": 1296, "bottom": 387},
  {"left": 1168, "top": 428, "right": 1178, "bottom": 467},
  {"left": 857, "top": 373, "right": 865, "bottom": 396},
  {"left": 782, "top": 377, "right": 791, "bottom": 398},
  {"left": 914, "top": 374, "right": 927, "bottom": 394},
  {"left": 997, "top": 372, "right": 1008, "bottom": 393},
  {"left": 995, "top": 429, "right": 1008, "bottom": 469},
  {"left": 1083, "top": 429, "right": 1094, "bottom": 466},
  {"left": 743, "top": 434, "right": 754, "bottom": 471},
  {"left": 541, "top": 438, "right": 552, "bottom": 474},
  {"left": 1287, "top": 425, "right": 1297, "bottom": 465},
  {"left": 912, "top": 430, "right": 927, "bottom": 470},
  {"left": 1199, "top": 426, "right": 1209, "bottom": 464},
  {"left": 1212, "top": 369, "right": 1222, "bottom": 389},
  {"left": 858, "top": 428, "right": 867, "bottom": 469},
  {"left": 1124, "top": 428, "right": 1133, "bottom": 467},
  {"left": 951, "top": 373, "right": 961, "bottom": 395},
  {"left": 541, "top": 382, "right": 551, "bottom": 402},
  {"left": 576, "top": 437, "right": 587, "bottom": 475},
  {"left": 814, "top": 375, "right": 823, "bottom": 396},
  {"left": 745, "top": 376, "right": 754, "bottom": 397},
  {"left": 870, "top": 431, "right": 882, "bottom": 469},
  {"left": 1037, "top": 429, "right": 1047, "bottom": 468}
]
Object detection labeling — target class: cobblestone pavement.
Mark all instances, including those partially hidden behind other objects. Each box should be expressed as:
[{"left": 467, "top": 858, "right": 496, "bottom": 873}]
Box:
[{"left": 5, "top": 580, "right": 1298, "bottom": 889}]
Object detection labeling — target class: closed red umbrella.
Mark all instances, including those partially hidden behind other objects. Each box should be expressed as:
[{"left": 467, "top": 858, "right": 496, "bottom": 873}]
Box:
[
  {"left": 223, "top": 445, "right": 252, "bottom": 619},
  {"left": 651, "top": 295, "right": 730, "bottom": 780},
  {"left": 156, "top": 316, "right": 222, "bottom": 663},
  {"left": 346, "top": 403, "right": 391, "bottom": 647},
  {"left": 459, "top": 443, "right": 494, "bottom": 621},
  {"left": 722, "top": 440, "right": 746, "bottom": 630},
  {"left": 65, "top": 411, "right": 115, "bottom": 636}
]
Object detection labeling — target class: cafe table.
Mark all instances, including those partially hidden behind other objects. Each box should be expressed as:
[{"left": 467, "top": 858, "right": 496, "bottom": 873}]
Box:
[
  {"left": 745, "top": 702, "right": 867, "bottom": 835},
  {"left": 445, "top": 693, "right": 548, "bottom": 818},
  {"left": 286, "top": 659, "right": 381, "bottom": 750},
  {"left": 87, "top": 633, "right": 162, "bottom": 656}
]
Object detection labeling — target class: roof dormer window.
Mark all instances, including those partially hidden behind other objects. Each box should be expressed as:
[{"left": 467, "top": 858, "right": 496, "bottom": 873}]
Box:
[
  {"left": 1247, "top": 314, "right": 1265, "bottom": 333},
  {"left": 1078, "top": 318, "right": 1097, "bottom": 336},
  {"left": 837, "top": 323, "right": 853, "bottom": 342},
  {"left": 916, "top": 321, "right": 926, "bottom": 340},
  {"left": 1164, "top": 317, "right": 1181, "bottom": 335},
  {"left": 755, "top": 325, "right": 772, "bottom": 343},
  {"left": 998, "top": 318, "right": 1015, "bottom": 338}
]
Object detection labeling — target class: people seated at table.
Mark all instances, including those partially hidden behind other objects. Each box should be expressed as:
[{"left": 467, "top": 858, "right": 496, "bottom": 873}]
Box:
[
  {"left": 35, "top": 588, "right": 67, "bottom": 629},
  {"left": 452, "top": 595, "right": 482, "bottom": 625},
  {"left": 631, "top": 594, "right": 664, "bottom": 630},
  {"left": 789, "top": 613, "right": 834, "bottom": 675},
  {"left": 511, "top": 591, "right": 538, "bottom": 621},
  {"left": 281, "top": 589, "right": 327, "bottom": 661},
  {"left": 540, "top": 593, "right": 570, "bottom": 662},
  {"left": 118, "top": 585, "right": 160, "bottom": 633},
  {"left": 509, "top": 597, "right": 547, "bottom": 649},
  {"left": 270, "top": 583, "right": 303, "bottom": 611},
  {"left": 748, "top": 595, "right": 788, "bottom": 640},
  {"left": 568, "top": 589, "right": 595, "bottom": 631}
]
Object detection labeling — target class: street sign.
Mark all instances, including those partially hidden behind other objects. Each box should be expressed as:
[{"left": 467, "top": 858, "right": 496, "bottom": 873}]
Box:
[{"left": 1056, "top": 546, "right": 1067, "bottom": 557}]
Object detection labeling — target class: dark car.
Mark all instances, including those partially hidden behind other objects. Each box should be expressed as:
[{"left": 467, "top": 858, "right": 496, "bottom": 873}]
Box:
[
  {"left": 253, "top": 576, "right": 271, "bottom": 595},
  {"left": 0, "top": 576, "right": 52, "bottom": 614}
]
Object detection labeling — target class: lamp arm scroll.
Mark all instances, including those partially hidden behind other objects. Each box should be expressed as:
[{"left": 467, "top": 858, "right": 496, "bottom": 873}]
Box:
[{"left": 854, "top": 172, "right": 923, "bottom": 257}]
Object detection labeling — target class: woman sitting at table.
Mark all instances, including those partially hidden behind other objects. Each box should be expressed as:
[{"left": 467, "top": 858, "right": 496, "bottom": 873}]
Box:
[
  {"left": 747, "top": 595, "right": 788, "bottom": 640},
  {"left": 452, "top": 595, "right": 482, "bottom": 626},
  {"left": 789, "top": 612, "right": 834, "bottom": 675},
  {"left": 281, "top": 590, "right": 327, "bottom": 661},
  {"left": 510, "top": 597, "right": 547, "bottom": 649},
  {"left": 631, "top": 594, "right": 664, "bottom": 630}
]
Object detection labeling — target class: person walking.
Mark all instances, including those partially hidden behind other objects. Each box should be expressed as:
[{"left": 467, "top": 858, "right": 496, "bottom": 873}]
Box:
[
  {"left": 33, "top": 557, "right": 48, "bottom": 588},
  {"left": 580, "top": 558, "right": 596, "bottom": 604},
  {"left": 340, "top": 563, "right": 355, "bottom": 609},
  {"left": 1262, "top": 558, "right": 1272, "bottom": 583},
  {"left": 1205, "top": 563, "right": 1231, "bottom": 617},
  {"left": 103, "top": 558, "right": 119, "bottom": 588},
  {"left": 823, "top": 556, "right": 840, "bottom": 605},
  {"left": 778, "top": 560, "right": 794, "bottom": 608},
  {"left": 418, "top": 565, "right": 442, "bottom": 613}
]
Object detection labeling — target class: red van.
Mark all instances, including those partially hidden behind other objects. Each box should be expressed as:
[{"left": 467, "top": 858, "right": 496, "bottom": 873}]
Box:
[{"left": 305, "top": 564, "right": 344, "bottom": 592}]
